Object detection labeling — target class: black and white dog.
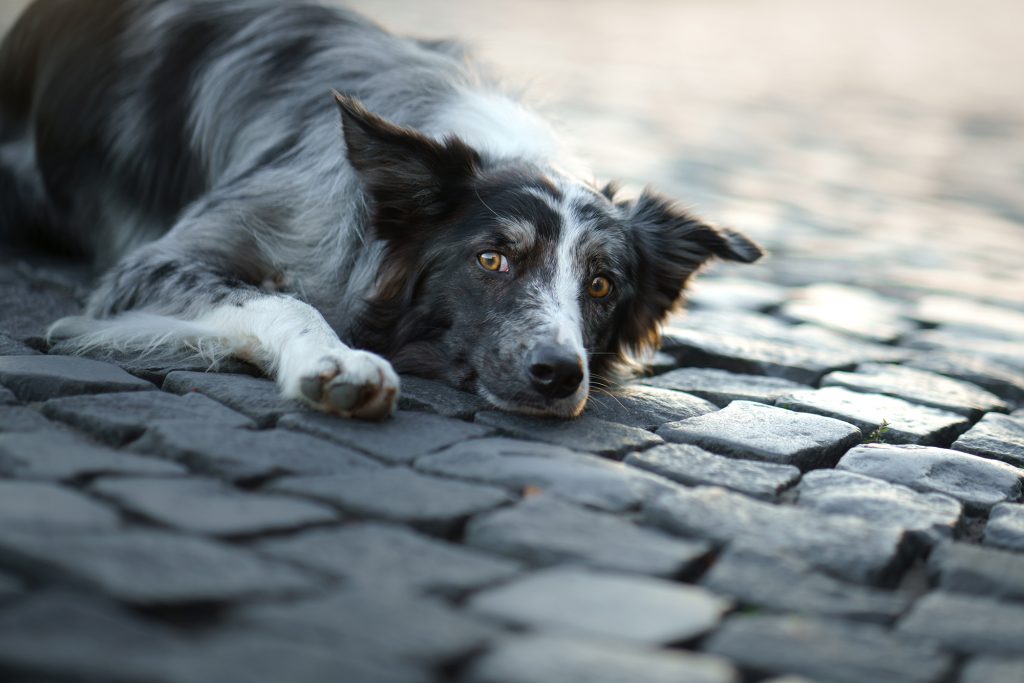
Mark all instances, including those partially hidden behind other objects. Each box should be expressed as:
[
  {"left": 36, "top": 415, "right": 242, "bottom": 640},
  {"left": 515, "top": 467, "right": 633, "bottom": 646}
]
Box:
[{"left": 0, "top": 0, "right": 762, "bottom": 419}]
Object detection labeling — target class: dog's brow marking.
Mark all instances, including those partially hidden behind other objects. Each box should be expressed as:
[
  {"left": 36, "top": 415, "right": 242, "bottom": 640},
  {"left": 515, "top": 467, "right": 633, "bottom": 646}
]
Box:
[{"left": 496, "top": 218, "right": 537, "bottom": 253}]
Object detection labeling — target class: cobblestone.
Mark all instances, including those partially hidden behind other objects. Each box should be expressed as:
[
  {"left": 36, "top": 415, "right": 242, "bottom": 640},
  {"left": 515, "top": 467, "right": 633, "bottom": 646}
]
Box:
[
  {"left": 952, "top": 412, "right": 1024, "bottom": 467},
  {"left": 397, "top": 374, "right": 489, "bottom": 419},
  {"left": 0, "top": 430, "right": 185, "bottom": 479},
  {"left": 704, "top": 615, "right": 953, "bottom": 683},
  {"left": 0, "top": 354, "right": 154, "bottom": 402},
  {"left": 582, "top": 384, "right": 716, "bottom": 430},
  {"left": 927, "top": 542, "right": 1024, "bottom": 602},
  {"left": 465, "top": 493, "right": 711, "bottom": 577},
  {"left": 780, "top": 283, "right": 914, "bottom": 342},
  {"left": 777, "top": 386, "right": 970, "bottom": 446},
  {"left": 0, "top": 480, "right": 120, "bottom": 533},
  {"left": 837, "top": 444, "right": 1024, "bottom": 513},
  {"left": 984, "top": 503, "right": 1024, "bottom": 551},
  {"left": 905, "top": 352, "right": 1024, "bottom": 403},
  {"left": 252, "top": 521, "right": 522, "bottom": 597},
  {"left": 0, "top": 332, "right": 40, "bottom": 356},
  {"left": 0, "top": 385, "right": 15, "bottom": 405},
  {"left": 640, "top": 367, "right": 809, "bottom": 408},
  {"left": 625, "top": 443, "right": 801, "bottom": 500},
  {"left": 959, "top": 657, "right": 1024, "bottom": 683},
  {"left": 475, "top": 410, "right": 663, "bottom": 457},
  {"left": 898, "top": 591, "right": 1024, "bottom": 655},
  {"left": 468, "top": 566, "right": 729, "bottom": 644},
  {"left": 0, "top": 405, "right": 55, "bottom": 432},
  {"left": 658, "top": 400, "right": 862, "bottom": 470},
  {"left": 163, "top": 370, "right": 302, "bottom": 427}
]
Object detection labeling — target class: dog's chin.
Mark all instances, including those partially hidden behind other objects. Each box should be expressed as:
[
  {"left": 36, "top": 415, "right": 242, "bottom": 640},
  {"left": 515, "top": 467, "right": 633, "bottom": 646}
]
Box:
[{"left": 476, "top": 383, "right": 587, "bottom": 419}]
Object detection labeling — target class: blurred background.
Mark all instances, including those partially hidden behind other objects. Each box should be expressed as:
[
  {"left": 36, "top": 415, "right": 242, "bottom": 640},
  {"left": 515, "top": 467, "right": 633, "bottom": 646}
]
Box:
[{"left": 2, "top": 0, "right": 1022, "bottom": 306}]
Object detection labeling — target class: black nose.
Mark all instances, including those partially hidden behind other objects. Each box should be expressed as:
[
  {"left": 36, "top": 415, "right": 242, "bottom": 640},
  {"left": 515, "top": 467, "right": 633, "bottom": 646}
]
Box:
[{"left": 527, "top": 344, "right": 584, "bottom": 399}]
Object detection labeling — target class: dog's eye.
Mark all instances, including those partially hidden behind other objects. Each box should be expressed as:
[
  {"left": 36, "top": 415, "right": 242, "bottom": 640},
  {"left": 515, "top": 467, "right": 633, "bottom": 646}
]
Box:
[
  {"left": 587, "top": 275, "right": 612, "bottom": 298},
  {"left": 478, "top": 251, "right": 509, "bottom": 273}
]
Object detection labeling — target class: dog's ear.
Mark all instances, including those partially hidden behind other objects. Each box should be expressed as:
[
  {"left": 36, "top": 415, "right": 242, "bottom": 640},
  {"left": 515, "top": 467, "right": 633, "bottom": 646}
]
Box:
[
  {"left": 616, "top": 188, "right": 763, "bottom": 353},
  {"left": 334, "top": 92, "right": 480, "bottom": 234}
]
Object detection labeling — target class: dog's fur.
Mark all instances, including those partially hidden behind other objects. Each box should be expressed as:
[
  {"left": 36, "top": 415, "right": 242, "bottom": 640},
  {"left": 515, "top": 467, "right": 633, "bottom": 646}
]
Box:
[{"left": 0, "top": 0, "right": 762, "bottom": 419}]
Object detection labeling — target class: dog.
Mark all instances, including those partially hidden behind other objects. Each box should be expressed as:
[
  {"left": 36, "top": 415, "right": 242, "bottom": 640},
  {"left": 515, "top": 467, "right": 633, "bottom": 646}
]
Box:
[{"left": 0, "top": 0, "right": 762, "bottom": 419}]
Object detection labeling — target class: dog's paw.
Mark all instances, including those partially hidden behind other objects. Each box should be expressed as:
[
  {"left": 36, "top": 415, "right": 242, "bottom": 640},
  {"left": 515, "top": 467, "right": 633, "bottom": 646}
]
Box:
[{"left": 291, "top": 350, "right": 399, "bottom": 420}]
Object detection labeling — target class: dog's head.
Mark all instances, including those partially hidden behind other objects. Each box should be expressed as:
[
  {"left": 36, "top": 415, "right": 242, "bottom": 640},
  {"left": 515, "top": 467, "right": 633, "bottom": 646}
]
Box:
[{"left": 339, "top": 94, "right": 762, "bottom": 417}]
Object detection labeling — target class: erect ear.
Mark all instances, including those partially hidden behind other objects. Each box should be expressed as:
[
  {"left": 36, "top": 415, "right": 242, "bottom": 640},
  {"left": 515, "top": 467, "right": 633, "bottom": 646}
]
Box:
[{"left": 334, "top": 92, "right": 481, "bottom": 235}]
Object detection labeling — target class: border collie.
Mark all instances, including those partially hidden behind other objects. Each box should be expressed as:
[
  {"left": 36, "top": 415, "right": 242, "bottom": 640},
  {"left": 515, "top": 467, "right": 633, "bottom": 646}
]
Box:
[{"left": 0, "top": 0, "right": 762, "bottom": 419}]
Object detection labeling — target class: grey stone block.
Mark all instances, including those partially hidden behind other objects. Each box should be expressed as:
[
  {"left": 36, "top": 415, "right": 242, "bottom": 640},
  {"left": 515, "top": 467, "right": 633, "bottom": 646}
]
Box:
[
  {"left": 42, "top": 391, "right": 255, "bottom": 445},
  {"left": 657, "top": 400, "right": 862, "bottom": 470},
  {"left": 0, "top": 333, "right": 41, "bottom": 356},
  {"left": 253, "top": 521, "right": 521, "bottom": 597},
  {"left": 415, "top": 437, "right": 677, "bottom": 512},
  {"left": 912, "top": 295, "right": 1024, "bottom": 341},
  {"left": 952, "top": 413, "right": 1024, "bottom": 467},
  {"left": 928, "top": 542, "right": 1024, "bottom": 602},
  {"left": 796, "top": 469, "right": 962, "bottom": 546},
  {"left": 0, "top": 430, "right": 185, "bottom": 479},
  {"left": 467, "top": 566, "right": 730, "bottom": 644},
  {"left": 0, "top": 405, "right": 55, "bottom": 432},
  {"left": 837, "top": 444, "right": 1024, "bottom": 513},
  {"left": 898, "top": 591, "right": 1024, "bottom": 655},
  {"left": 644, "top": 486, "right": 911, "bottom": 584},
  {"left": 0, "top": 480, "right": 120, "bottom": 533},
  {"left": 704, "top": 614, "right": 952, "bottom": 683},
  {"left": 823, "top": 363, "right": 1009, "bottom": 418},
  {"left": 270, "top": 467, "right": 512, "bottom": 535},
  {"left": 906, "top": 351, "right": 1024, "bottom": 403},
  {"left": 397, "top": 374, "right": 489, "bottom": 419},
  {"left": 278, "top": 409, "right": 490, "bottom": 464},
  {"left": 0, "top": 384, "right": 15, "bottom": 405},
  {"left": 700, "top": 547, "right": 911, "bottom": 623},
  {"left": 229, "top": 589, "right": 495, "bottom": 665},
  {"left": 475, "top": 410, "right": 663, "bottom": 458},
  {"left": 984, "top": 502, "right": 1024, "bottom": 551},
  {"left": 91, "top": 476, "right": 338, "bottom": 537},
  {"left": 582, "top": 384, "right": 716, "bottom": 430},
  {"left": 959, "top": 656, "right": 1024, "bottom": 683},
  {"left": 640, "top": 367, "right": 808, "bottom": 407},
  {"left": 0, "top": 529, "right": 321, "bottom": 604},
  {"left": 163, "top": 370, "right": 301, "bottom": 427},
  {"left": 465, "top": 494, "right": 711, "bottom": 577},
  {"left": 777, "top": 386, "right": 970, "bottom": 446},
  {"left": 132, "top": 421, "right": 380, "bottom": 482},
  {"left": 687, "top": 276, "right": 787, "bottom": 312},
  {"left": 465, "top": 634, "right": 739, "bottom": 683},
  {"left": 780, "top": 283, "right": 913, "bottom": 342},
  {"left": 0, "top": 354, "right": 154, "bottom": 401},
  {"left": 0, "top": 570, "right": 22, "bottom": 599},
  {"left": 625, "top": 443, "right": 801, "bottom": 500}
]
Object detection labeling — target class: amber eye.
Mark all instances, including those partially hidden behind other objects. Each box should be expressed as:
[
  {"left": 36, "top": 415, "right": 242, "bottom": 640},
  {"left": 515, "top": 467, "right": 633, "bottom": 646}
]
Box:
[
  {"left": 588, "top": 275, "right": 612, "bottom": 298},
  {"left": 477, "top": 251, "right": 509, "bottom": 273}
]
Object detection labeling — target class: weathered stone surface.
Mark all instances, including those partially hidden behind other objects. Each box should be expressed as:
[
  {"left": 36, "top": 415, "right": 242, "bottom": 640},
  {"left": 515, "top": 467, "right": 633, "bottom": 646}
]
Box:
[
  {"left": 397, "top": 375, "right": 489, "bottom": 419},
  {"left": 583, "top": 385, "right": 716, "bottom": 430},
  {"left": 465, "top": 634, "right": 739, "bottom": 683},
  {"left": 0, "top": 332, "right": 40, "bottom": 356},
  {"left": 686, "top": 276, "right": 787, "bottom": 312},
  {"left": 270, "top": 467, "right": 512, "bottom": 534},
  {"left": 898, "top": 591, "right": 1024, "bottom": 654},
  {"left": 0, "top": 480, "right": 120, "bottom": 532},
  {"left": 625, "top": 443, "right": 800, "bottom": 500},
  {"left": 230, "top": 589, "right": 494, "bottom": 664},
  {"left": 704, "top": 615, "right": 952, "bottom": 683},
  {"left": 644, "top": 486, "right": 910, "bottom": 584},
  {"left": 475, "top": 410, "right": 663, "bottom": 458},
  {"left": 906, "top": 351, "right": 1024, "bottom": 403},
  {"left": 640, "top": 367, "right": 808, "bottom": 407},
  {"left": 0, "top": 354, "right": 154, "bottom": 402},
  {"left": 0, "top": 385, "right": 14, "bottom": 405},
  {"left": 0, "top": 529, "right": 320, "bottom": 604},
  {"left": 0, "top": 430, "right": 185, "bottom": 479},
  {"left": 777, "top": 386, "right": 969, "bottom": 446},
  {"left": 780, "top": 283, "right": 913, "bottom": 342},
  {"left": 0, "top": 571, "right": 21, "bottom": 599},
  {"left": 701, "top": 546, "right": 911, "bottom": 623},
  {"left": 905, "top": 329, "right": 1024, "bottom": 369},
  {"left": 163, "top": 370, "right": 301, "bottom": 427},
  {"left": 468, "top": 566, "right": 730, "bottom": 644},
  {"left": 953, "top": 413, "right": 1024, "bottom": 467},
  {"left": 91, "top": 476, "right": 338, "bottom": 537},
  {"left": 836, "top": 444, "right": 1024, "bottom": 513},
  {"left": 823, "top": 363, "right": 1009, "bottom": 418},
  {"left": 913, "top": 295, "right": 1024, "bottom": 340},
  {"left": 796, "top": 469, "right": 962, "bottom": 545},
  {"left": 415, "top": 438, "right": 676, "bottom": 512},
  {"left": 42, "top": 391, "right": 255, "bottom": 445},
  {"left": 928, "top": 542, "right": 1024, "bottom": 602},
  {"left": 278, "top": 409, "right": 489, "bottom": 464},
  {"left": 984, "top": 503, "right": 1024, "bottom": 551},
  {"left": 658, "top": 401, "right": 861, "bottom": 470},
  {"left": 465, "top": 494, "right": 710, "bottom": 577},
  {"left": 959, "top": 657, "right": 1024, "bottom": 683},
  {"left": 254, "top": 522, "right": 521, "bottom": 597},
  {"left": 132, "top": 421, "right": 380, "bottom": 482},
  {"left": 0, "top": 405, "right": 56, "bottom": 432}
]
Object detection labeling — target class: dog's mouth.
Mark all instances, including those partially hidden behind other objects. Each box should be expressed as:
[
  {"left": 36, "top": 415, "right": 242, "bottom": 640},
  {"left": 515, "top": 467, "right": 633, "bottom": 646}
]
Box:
[{"left": 474, "top": 381, "right": 588, "bottom": 419}]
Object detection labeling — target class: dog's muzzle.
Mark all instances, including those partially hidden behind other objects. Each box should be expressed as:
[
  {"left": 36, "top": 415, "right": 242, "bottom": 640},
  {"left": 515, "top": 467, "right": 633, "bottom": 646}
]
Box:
[{"left": 526, "top": 343, "right": 584, "bottom": 400}]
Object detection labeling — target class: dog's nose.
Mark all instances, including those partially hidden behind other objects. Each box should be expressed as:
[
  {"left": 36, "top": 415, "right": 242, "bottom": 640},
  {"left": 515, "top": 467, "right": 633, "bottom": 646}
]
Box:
[{"left": 527, "top": 344, "right": 584, "bottom": 399}]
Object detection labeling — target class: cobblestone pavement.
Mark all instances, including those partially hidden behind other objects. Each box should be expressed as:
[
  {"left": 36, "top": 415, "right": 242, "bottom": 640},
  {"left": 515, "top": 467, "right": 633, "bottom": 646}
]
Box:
[{"left": 2, "top": 1, "right": 1024, "bottom": 682}]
